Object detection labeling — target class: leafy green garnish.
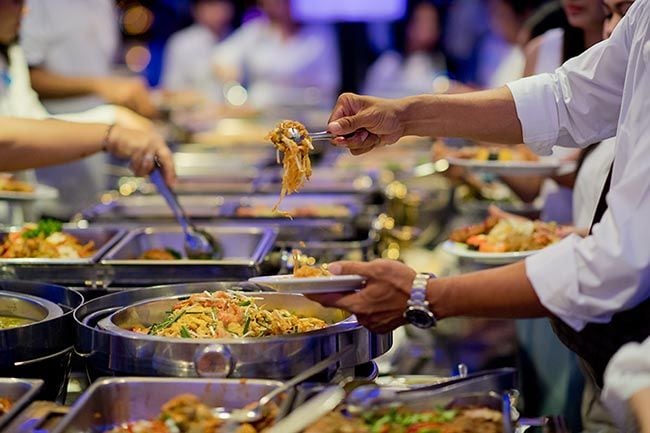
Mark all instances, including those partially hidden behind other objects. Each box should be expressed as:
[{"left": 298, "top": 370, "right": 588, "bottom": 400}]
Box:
[
  {"left": 22, "top": 219, "right": 62, "bottom": 239},
  {"left": 180, "top": 326, "right": 191, "bottom": 338},
  {"left": 164, "top": 247, "right": 182, "bottom": 259},
  {"left": 148, "top": 309, "right": 187, "bottom": 335}
]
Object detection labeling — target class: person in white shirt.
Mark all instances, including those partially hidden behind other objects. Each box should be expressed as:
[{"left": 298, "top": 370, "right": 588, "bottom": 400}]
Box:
[
  {"left": 311, "top": 0, "right": 650, "bottom": 422},
  {"left": 161, "top": 0, "right": 234, "bottom": 102},
  {"left": 602, "top": 337, "right": 650, "bottom": 433},
  {"left": 20, "top": 0, "right": 157, "bottom": 118},
  {"left": 212, "top": 0, "right": 340, "bottom": 109},
  {"left": 363, "top": 2, "right": 446, "bottom": 98}
]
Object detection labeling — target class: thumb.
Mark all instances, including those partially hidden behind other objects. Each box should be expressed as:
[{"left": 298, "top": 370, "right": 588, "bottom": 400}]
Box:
[
  {"left": 327, "top": 260, "right": 372, "bottom": 276},
  {"left": 328, "top": 113, "right": 368, "bottom": 136}
]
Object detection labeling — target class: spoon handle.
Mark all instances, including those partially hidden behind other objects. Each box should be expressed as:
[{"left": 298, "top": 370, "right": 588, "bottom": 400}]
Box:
[
  {"left": 149, "top": 162, "right": 193, "bottom": 237},
  {"left": 259, "top": 345, "right": 353, "bottom": 406}
]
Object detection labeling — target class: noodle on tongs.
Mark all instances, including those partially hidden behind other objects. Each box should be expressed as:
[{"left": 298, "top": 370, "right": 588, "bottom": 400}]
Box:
[{"left": 266, "top": 120, "right": 313, "bottom": 217}]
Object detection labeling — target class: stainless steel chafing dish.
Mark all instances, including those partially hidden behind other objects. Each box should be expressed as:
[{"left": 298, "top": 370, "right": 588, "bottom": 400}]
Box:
[
  {"left": 74, "top": 283, "right": 392, "bottom": 380},
  {"left": 0, "top": 378, "right": 43, "bottom": 430},
  {"left": 52, "top": 377, "right": 292, "bottom": 433},
  {"left": 0, "top": 226, "right": 125, "bottom": 265},
  {"left": 0, "top": 281, "right": 84, "bottom": 401},
  {"left": 100, "top": 226, "right": 277, "bottom": 284},
  {"left": 221, "top": 193, "right": 366, "bottom": 219}
]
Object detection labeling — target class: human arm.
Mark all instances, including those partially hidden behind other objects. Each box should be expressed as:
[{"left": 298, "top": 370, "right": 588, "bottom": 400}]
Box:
[
  {"left": 0, "top": 117, "right": 175, "bottom": 184},
  {"left": 309, "top": 259, "right": 547, "bottom": 334},
  {"left": 28, "top": 69, "right": 159, "bottom": 118}
]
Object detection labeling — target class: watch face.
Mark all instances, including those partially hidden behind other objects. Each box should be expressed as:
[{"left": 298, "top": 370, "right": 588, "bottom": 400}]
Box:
[{"left": 404, "top": 307, "right": 436, "bottom": 328}]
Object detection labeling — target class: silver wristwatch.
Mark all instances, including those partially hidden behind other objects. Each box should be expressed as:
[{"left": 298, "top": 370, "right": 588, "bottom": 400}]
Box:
[{"left": 403, "top": 273, "right": 436, "bottom": 328}]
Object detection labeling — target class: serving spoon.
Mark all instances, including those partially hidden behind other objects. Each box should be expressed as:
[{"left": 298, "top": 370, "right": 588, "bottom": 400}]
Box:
[
  {"left": 213, "top": 346, "right": 353, "bottom": 425},
  {"left": 149, "top": 158, "right": 221, "bottom": 259}
]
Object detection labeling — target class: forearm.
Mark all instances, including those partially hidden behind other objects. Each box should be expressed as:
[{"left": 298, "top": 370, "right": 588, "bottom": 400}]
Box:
[
  {"left": 427, "top": 261, "right": 550, "bottom": 320},
  {"left": 0, "top": 118, "right": 107, "bottom": 170},
  {"left": 398, "top": 87, "right": 523, "bottom": 144},
  {"left": 631, "top": 388, "right": 650, "bottom": 433},
  {"left": 499, "top": 175, "right": 543, "bottom": 203},
  {"left": 29, "top": 67, "right": 100, "bottom": 98}
]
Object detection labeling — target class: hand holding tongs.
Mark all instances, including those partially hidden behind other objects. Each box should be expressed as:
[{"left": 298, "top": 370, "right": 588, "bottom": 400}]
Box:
[{"left": 149, "top": 157, "right": 221, "bottom": 259}]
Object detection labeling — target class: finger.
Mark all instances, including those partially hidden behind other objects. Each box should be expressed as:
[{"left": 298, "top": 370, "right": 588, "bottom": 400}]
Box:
[
  {"left": 333, "top": 130, "right": 375, "bottom": 149},
  {"left": 130, "top": 148, "right": 150, "bottom": 176},
  {"left": 350, "top": 146, "right": 375, "bottom": 156},
  {"left": 305, "top": 292, "right": 349, "bottom": 307},
  {"left": 157, "top": 146, "right": 177, "bottom": 185},
  {"left": 328, "top": 112, "right": 371, "bottom": 136},
  {"left": 327, "top": 260, "right": 374, "bottom": 276}
]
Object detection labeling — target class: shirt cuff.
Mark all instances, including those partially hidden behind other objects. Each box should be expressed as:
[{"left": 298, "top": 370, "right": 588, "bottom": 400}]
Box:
[
  {"left": 525, "top": 235, "right": 586, "bottom": 331},
  {"left": 51, "top": 105, "right": 118, "bottom": 125},
  {"left": 506, "top": 74, "right": 560, "bottom": 156}
]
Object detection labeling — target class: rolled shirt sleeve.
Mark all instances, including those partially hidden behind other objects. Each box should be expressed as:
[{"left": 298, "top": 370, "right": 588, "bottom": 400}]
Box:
[
  {"left": 516, "top": 2, "right": 650, "bottom": 331},
  {"left": 506, "top": 7, "right": 631, "bottom": 155}
]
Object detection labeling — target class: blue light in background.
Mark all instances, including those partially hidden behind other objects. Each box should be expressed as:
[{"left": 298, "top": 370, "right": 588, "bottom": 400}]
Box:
[{"left": 292, "top": 0, "right": 407, "bottom": 22}]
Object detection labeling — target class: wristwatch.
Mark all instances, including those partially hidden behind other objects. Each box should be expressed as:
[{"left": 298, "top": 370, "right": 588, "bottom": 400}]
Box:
[{"left": 403, "top": 273, "right": 437, "bottom": 328}]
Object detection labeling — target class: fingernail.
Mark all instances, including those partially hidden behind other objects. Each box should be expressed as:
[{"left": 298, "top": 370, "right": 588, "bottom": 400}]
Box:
[
  {"left": 328, "top": 263, "right": 342, "bottom": 274},
  {"left": 328, "top": 122, "right": 343, "bottom": 134}
]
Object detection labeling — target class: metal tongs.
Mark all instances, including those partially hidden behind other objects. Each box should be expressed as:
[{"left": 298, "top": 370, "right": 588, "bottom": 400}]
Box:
[
  {"left": 149, "top": 158, "right": 221, "bottom": 259},
  {"left": 288, "top": 127, "right": 334, "bottom": 144},
  {"left": 213, "top": 346, "right": 353, "bottom": 427}
]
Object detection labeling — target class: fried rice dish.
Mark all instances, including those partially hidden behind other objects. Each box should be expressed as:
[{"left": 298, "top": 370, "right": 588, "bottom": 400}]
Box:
[
  {"left": 133, "top": 291, "right": 327, "bottom": 339},
  {"left": 0, "top": 220, "right": 95, "bottom": 259},
  {"left": 449, "top": 216, "right": 561, "bottom": 253},
  {"left": 0, "top": 397, "right": 12, "bottom": 416},
  {"left": 0, "top": 177, "right": 35, "bottom": 193},
  {"left": 107, "top": 393, "right": 278, "bottom": 433},
  {"left": 266, "top": 120, "right": 313, "bottom": 216},
  {"left": 305, "top": 406, "right": 503, "bottom": 433}
]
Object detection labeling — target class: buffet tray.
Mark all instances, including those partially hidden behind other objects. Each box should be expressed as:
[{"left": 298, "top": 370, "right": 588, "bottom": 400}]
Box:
[
  {"left": 0, "top": 378, "right": 44, "bottom": 430},
  {"left": 259, "top": 167, "right": 381, "bottom": 194},
  {"left": 100, "top": 226, "right": 277, "bottom": 284},
  {"left": 221, "top": 193, "right": 365, "bottom": 218},
  {"left": 52, "top": 377, "right": 293, "bottom": 433},
  {"left": 80, "top": 194, "right": 228, "bottom": 221},
  {"left": 0, "top": 226, "right": 126, "bottom": 265}
]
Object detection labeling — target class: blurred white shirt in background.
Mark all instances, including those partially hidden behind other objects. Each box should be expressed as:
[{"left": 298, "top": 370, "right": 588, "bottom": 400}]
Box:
[
  {"left": 161, "top": 24, "right": 224, "bottom": 102},
  {"left": 20, "top": 0, "right": 119, "bottom": 114},
  {"left": 212, "top": 18, "right": 340, "bottom": 109}
]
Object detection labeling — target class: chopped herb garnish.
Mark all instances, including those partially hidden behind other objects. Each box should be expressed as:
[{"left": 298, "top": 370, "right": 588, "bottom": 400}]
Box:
[
  {"left": 180, "top": 326, "right": 191, "bottom": 338},
  {"left": 21, "top": 219, "right": 63, "bottom": 239}
]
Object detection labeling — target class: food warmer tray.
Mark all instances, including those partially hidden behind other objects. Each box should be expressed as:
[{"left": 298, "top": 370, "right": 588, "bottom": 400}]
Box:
[
  {"left": 258, "top": 167, "right": 382, "bottom": 194},
  {"left": 219, "top": 193, "right": 367, "bottom": 220},
  {"left": 79, "top": 194, "right": 229, "bottom": 221},
  {"left": 0, "top": 378, "right": 44, "bottom": 430},
  {"left": 74, "top": 282, "right": 392, "bottom": 380},
  {"left": 51, "top": 377, "right": 292, "bottom": 433},
  {"left": 0, "top": 281, "right": 84, "bottom": 401},
  {"left": 0, "top": 226, "right": 125, "bottom": 265},
  {"left": 100, "top": 226, "right": 277, "bottom": 284}
]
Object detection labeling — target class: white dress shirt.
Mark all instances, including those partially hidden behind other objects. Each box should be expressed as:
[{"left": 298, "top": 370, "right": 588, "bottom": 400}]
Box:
[
  {"left": 362, "top": 51, "right": 446, "bottom": 98},
  {"left": 20, "top": 0, "right": 119, "bottom": 114},
  {"left": 573, "top": 138, "right": 616, "bottom": 228},
  {"left": 161, "top": 24, "right": 224, "bottom": 102},
  {"left": 212, "top": 18, "right": 340, "bottom": 109},
  {"left": 506, "top": 0, "right": 650, "bottom": 331},
  {"left": 602, "top": 336, "right": 650, "bottom": 432}
]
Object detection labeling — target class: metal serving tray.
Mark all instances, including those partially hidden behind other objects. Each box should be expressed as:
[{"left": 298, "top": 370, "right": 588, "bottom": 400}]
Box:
[
  {"left": 0, "top": 378, "right": 44, "bottom": 430},
  {"left": 0, "top": 226, "right": 126, "bottom": 265},
  {"left": 221, "top": 194, "right": 366, "bottom": 219},
  {"left": 259, "top": 167, "right": 380, "bottom": 194},
  {"left": 52, "top": 377, "right": 292, "bottom": 433},
  {"left": 100, "top": 226, "right": 277, "bottom": 284},
  {"left": 81, "top": 194, "right": 228, "bottom": 221}
]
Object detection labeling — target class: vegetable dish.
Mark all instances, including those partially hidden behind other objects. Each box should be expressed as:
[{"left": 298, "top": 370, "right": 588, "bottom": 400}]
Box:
[
  {"left": 132, "top": 291, "right": 328, "bottom": 338},
  {"left": 0, "top": 220, "right": 95, "bottom": 259}
]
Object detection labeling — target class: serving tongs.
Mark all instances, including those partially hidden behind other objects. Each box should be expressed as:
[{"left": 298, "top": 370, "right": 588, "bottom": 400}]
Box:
[
  {"left": 149, "top": 158, "right": 221, "bottom": 259},
  {"left": 288, "top": 127, "right": 334, "bottom": 144},
  {"left": 213, "top": 346, "right": 353, "bottom": 430}
]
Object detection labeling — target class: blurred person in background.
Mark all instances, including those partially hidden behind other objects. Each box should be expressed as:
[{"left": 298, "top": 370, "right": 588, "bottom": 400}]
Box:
[
  {"left": 212, "top": 0, "right": 340, "bottom": 109},
  {"left": 19, "top": 0, "right": 160, "bottom": 219},
  {"left": 363, "top": 1, "right": 447, "bottom": 98},
  {"left": 161, "top": 0, "right": 235, "bottom": 102}
]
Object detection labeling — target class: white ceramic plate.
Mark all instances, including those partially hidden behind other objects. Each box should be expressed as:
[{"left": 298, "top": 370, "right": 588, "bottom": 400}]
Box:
[
  {"left": 442, "top": 241, "right": 538, "bottom": 265},
  {"left": 249, "top": 274, "right": 365, "bottom": 294},
  {"left": 446, "top": 156, "right": 573, "bottom": 176},
  {"left": 0, "top": 184, "right": 59, "bottom": 202}
]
